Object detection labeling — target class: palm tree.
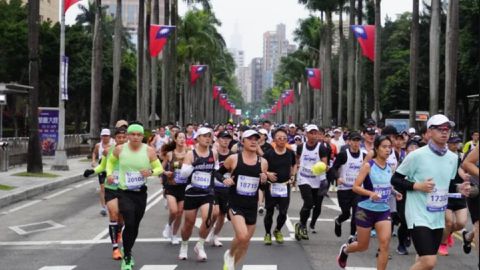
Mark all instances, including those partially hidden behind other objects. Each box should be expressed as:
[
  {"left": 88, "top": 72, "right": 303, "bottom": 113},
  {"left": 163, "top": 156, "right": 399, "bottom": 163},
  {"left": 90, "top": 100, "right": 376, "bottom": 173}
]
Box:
[
  {"left": 429, "top": 0, "right": 440, "bottom": 115},
  {"left": 137, "top": 0, "right": 145, "bottom": 121},
  {"left": 150, "top": 0, "right": 159, "bottom": 128},
  {"left": 373, "top": 0, "right": 381, "bottom": 124},
  {"left": 444, "top": 0, "right": 459, "bottom": 120},
  {"left": 353, "top": 0, "right": 362, "bottom": 130},
  {"left": 337, "top": 0, "right": 346, "bottom": 126},
  {"left": 110, "top": 0, "right": 122, "bottom": 128},
  {"left": 90, "top": 0, "right": 103, "bottom": 143},
  {"left": 161, "top": 0, "right": 170, "bottom": 125},
  {"left": 346, "top": 0, "right": 355, "bottom": 128},
  {"left": 27, "top": 0, "right": 43, "bottom": 173},
  {"left": 409, "top": 0, "right": 419, "bottom": 127}
]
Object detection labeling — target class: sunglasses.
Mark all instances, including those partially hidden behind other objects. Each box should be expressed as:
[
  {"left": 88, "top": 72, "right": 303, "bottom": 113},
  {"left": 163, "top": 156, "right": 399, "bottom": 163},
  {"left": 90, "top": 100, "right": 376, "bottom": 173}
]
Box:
[{"left": 431, "top": 126, "right": 451, "bottom": 133}]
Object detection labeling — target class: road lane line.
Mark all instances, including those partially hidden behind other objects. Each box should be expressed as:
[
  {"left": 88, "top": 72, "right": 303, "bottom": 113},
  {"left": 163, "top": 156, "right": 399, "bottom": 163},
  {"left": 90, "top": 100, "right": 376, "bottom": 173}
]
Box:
[
  {"left": 3, "top": 200, "right": 42, "bottom": 214},
  {"left": 140, "top": 265, "right": 178, "bottom": 270},
  {"left": 74, "top": 180, "right": 94, "bottom": 188},
  {"left": 288, "top": 217, "right": 350, "bottom": 222},
  {"left": 39, "top": 266, "right": 77, "bottom": 270},
  {"left": 43, "top": 188, "right": 73, "bottom": 200},
  {"left": 346, "top": 268, "right": 376, "bottom": 270},
  {"left": 285, "top": 215, "right": 296, "bottom": 239},
  {"left": 242, "top": 265, "right": 277, "bottom": 270}
]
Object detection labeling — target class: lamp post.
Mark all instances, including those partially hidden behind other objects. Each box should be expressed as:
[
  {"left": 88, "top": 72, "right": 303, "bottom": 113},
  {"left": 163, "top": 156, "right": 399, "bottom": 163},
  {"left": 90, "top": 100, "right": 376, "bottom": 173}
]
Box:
[{"left": 0, "top": 94, "right": 6, "bottom": 139}]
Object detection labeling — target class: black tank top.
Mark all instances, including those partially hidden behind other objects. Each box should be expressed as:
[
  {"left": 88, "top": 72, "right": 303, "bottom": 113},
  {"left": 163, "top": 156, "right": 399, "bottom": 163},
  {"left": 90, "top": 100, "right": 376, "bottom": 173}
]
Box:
[
  {"left": 218, "top": 151, "right": 232, "bottom": 167},
  {"left": 186, "top": 149, "right": 215, "bottom": 196},
  {"left": 229, "top": 152, "right": 262, "bottom": 209},
  {"left": 163, "top": 150, "right": 188, "bottom": 187}
]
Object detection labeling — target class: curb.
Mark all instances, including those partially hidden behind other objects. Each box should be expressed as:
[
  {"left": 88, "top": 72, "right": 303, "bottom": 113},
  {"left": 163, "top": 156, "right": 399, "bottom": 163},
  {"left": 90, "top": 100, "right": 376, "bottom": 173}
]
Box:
[{"left": 0, "top": 174, "right": 86, "bottom": 209}]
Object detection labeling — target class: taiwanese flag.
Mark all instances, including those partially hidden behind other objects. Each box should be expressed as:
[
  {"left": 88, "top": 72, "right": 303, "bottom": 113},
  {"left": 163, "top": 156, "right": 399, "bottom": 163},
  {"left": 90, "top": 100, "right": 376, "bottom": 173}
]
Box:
[
  {"left": 283, "top": 90, "right": 294, "bottom": 105},
  {"left": 219, "top": 94, "right": 227, "bottom": 107},
  {"left": 351, "top": 25, "right": 375, "bottom": 62},
  {"left": 64, "top": 0, "right": 80, "bottom": 13},
  {"left": 306, "top": 68, "right": 322, "bottom": 90},
  {"left": 190, "top": 65, "right": 207, "bottom": 85},
  {"left": 149, "top": 25, "right": 175, "bottom": 57},
  {"left": 213, "top": 85, "right": 222, "bottom": 100}
]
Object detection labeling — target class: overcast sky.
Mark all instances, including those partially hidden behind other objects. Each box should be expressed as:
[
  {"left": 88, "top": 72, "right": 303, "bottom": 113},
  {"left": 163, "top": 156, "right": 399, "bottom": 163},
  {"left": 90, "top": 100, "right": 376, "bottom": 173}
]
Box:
[{"left": 67, "top": 0, "right": 414, "bottom": 65}]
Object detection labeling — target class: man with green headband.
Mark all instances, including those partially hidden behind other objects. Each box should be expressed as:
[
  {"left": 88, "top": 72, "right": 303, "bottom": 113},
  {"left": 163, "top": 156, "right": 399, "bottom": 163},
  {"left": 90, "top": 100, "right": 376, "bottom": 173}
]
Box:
[{"left": 107, "top": 123, "right": 164, "bottom": 270}]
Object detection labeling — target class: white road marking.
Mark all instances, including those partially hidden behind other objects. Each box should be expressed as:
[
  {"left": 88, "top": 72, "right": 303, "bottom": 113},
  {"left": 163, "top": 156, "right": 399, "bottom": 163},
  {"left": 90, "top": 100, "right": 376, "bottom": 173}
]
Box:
[
  {"left": 285, "top": 215, "right": 296, "bottom": 239},
  {"left": 324, "top": 204, "right": 341, "bottom": 211},
  {"left": 140, "top": 265, "right": 178, "bottom": 270},
  {"left": 9, "top": 220, "right": 65, "bottom": 235},
  {"left": 346, "top": 268, "right": 376, "bottom": 270},
  {"left": 74, "top": 180, "right": 94, "bottom": 188},
  {"left": 242, "top": 265, "right": 277, "bottom": 270},
  {"left": 2, "top": 200, "right": 42, "bottom": 215},
  {"left": 38, "top": 266, "right": 76, "bottom": 270},
  {"left": 288, "top": 217, "right": 350, "bottom": 222},
  {"left": 43, "top": 188, "right": 73, "bottom": 200}
]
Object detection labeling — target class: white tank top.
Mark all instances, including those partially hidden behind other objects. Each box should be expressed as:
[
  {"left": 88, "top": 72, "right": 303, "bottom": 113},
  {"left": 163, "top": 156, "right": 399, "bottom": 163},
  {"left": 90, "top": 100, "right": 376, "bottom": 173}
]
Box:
[
  {"left": 338, "top": 149, "right": 363, "bottom": 190},
  {"left": 98, "top": 142, "right": 112, "bottom": 160},
  {"left": 297, "top": 143, "right": 326, "bottom": 188},
  {"left": 386, "top": 150, "right": 398, "bottom": 173},
  {"left": 155, "top": 135, "right": 169, "bottom": 151}
]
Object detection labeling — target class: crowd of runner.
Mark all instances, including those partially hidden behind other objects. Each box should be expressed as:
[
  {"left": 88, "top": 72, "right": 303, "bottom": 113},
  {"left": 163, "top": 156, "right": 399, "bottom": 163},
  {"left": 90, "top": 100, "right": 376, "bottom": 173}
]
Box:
[{"left": 83, "top": 115, "right": 479, "bottom": 270}]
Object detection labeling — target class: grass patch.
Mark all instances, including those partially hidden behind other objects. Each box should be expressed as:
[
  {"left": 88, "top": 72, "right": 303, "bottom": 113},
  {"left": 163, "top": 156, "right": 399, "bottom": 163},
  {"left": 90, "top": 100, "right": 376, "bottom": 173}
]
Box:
[
  {"left": 12, "top": 172, "right": 60, "bottom": 178},
  {"left": 79, "top": 159, "right": 91, "bottom": 162},
  {"left": 0, "top": 184, "right": 15, "bottom": 190}
]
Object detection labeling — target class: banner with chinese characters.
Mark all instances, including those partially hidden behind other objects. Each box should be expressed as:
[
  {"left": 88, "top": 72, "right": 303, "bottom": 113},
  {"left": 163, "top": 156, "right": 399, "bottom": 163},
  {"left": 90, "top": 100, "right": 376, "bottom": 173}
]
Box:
[{"left": 38, "top": 107, "right": 59, "bottom": 156}]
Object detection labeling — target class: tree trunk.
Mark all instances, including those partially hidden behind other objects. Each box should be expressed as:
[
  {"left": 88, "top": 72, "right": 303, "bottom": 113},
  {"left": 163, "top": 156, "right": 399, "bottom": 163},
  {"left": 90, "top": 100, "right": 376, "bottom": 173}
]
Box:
[
  {"left": 27, "top": 0, "right": 43, "bottom": 173},
  {"left": 161, "top": 0, "right": 170, "bottom": 124},
  {"left": 324, "top": 11, "right": 333, "bottom": 127},
  {"left": 110, "top": 0, "right": 122, "bottom": 128},
  {"left": 409, "top": 0, "right": 419, "bottom": 127},
  {"left": 90, "top": 0, "right": 103, "bottom": 142},
  {"left": 150, "top": 0, "right": 159, "bottom": 128},
  {"left": 337, "top": 6, "right": 345, "bottom": 126},
  {"left": 137, "top": 0, "right": 145, "bottom": 121},
  {"left": 168, "top": 0, "right": 178, "bottom": 123},
  {"left": 346, "top": 0, "right": 355, "bottom": 128},
  {"left": 444, "top": 0, "right": 459, "bottom": 120},
  {"left": 429, "top": 0, "right": 440, "bottom": 115},
  {"left": 373, "top": 0, "right": 381, "bottom": 123},
  {"left": 353, "top": 0, "right": 363, "bottom": 130},
  {"left": 143, "top": 0, "right": 151, "bottom": 126}
]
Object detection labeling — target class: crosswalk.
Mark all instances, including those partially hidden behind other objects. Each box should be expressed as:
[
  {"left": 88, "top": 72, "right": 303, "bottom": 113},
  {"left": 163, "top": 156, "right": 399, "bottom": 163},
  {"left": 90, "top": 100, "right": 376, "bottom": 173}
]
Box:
[{"left": 38, "top": 265, "right": 279, "bottom": 270}]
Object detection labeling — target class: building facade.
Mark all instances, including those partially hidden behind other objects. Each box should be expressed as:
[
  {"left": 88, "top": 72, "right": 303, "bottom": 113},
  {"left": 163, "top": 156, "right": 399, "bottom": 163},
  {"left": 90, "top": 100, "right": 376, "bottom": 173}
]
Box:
[
  {"left": 262, "top": 24, "right": 292, "bottom": 89},
  {"left": 250, "top": 57, "right": 263, "bottom": 102}
]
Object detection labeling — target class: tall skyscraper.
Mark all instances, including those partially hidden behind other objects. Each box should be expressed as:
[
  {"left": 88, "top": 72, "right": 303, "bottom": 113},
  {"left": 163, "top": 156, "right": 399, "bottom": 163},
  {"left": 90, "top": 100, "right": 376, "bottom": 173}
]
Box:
[
  {"left": 262, "top": 23, "right": 292, "bottom": 89},
  {"left": 250, "top": 57, "right": 263, "bottom": 102}
]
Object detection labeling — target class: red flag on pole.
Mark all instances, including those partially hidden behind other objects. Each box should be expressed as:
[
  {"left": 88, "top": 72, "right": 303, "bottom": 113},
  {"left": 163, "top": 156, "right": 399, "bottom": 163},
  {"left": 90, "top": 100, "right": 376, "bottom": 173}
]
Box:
[
  {"left": 190, "top": 65, "right": 207, "bottom": 85},
  {"left": 213, "top": 85, "right": 221, "bottom": 99},
  {"left": 64, "top": 0, "right": 80, "bottom": 13},
  {"left": 149, "top": 25, "right": 175, "bottom": 57},
  {"left": 306, "top": 68, "right": 322, "bottom": 90},
  {"left": 351, "top": 25, "right": 375, "bottom": 61}
]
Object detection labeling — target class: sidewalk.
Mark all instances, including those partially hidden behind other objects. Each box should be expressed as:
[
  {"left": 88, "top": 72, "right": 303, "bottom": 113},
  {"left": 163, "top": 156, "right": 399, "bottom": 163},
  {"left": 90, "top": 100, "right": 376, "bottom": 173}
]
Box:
[{"left": 0, "top": 156, "right": 91, "bottom": 208}]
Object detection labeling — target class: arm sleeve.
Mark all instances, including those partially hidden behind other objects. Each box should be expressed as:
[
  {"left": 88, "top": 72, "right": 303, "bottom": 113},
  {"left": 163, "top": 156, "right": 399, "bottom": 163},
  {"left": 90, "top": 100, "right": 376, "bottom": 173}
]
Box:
[
  {"left": 180, "top": 164, "right": 194, "bottom": 179},
  {"left": 214, "top": 166, "right": 229, "bottom": 182},
  {"left": 327, "top": 152, "right": 347, "bottom": 182},
  {"left": 462, "top": 142, "right": 471, "bottom": 154},
  {"left": 106, "top": 154, "right": 118, "bottom": 176},
  {"left": 94, "top": 157, "right": 107, "bottom": 174},
  {"left": 150, "top": 159, "right": 164, "bottom": 176},
  {"left": 391, "top": 171, "right": 415, "bottom": 191}
]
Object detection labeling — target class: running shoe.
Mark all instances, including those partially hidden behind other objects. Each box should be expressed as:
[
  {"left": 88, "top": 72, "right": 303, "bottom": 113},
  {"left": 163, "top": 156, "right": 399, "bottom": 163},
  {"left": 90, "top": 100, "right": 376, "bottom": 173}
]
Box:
[
  {"left": 100, "top": 207, "right": 107, "bottom": 217},
  {"left": 462, "top": 230, "right": 472, "bottom": 254},
  {"left": 264, "top": 233, "right": 272, "bottom": 245},
  {"left": 274, "top": 229, "right": 284, "bottom": 244},
  {"left": 396, "top": 244, "right": 408, "bottom": 255},
  {"left": 300, "top": 226, "right": 309, "bottom": 240},
  {"left": 334, "top": 218, "right": 341, "bottom": 237},
  {"left": 206, "top": 229, "right": 214, "bottom": 244},
  {"left": 178, "top": 242, "right": 188, "bottom": 260},
  {"left": 337, "top": 244, "right": 348, "bottom": 268},
  {"left": 112, "top": 248, "right": 122, "bottom": 260},
  {"left": 171, "top": 235, "right": 180, "bottom": 245},
  {"left": 212, "top": 235, "right": 223, "bottom": 247},
  {"left": 194, "top": 242, "right": 207, "bottom": 261},
  {"left": 121, "top": 256, "right": 134, "bottom": 270},
  {"left": 370, "top": 229, "right": 377, "bottom": 238},
  {"left": 438, "top": 243, "right": 449, "bottom": 256},
  {"left": 309, "top": 223, "right": 317, "bottom": 234},
  {"left": 404, "top": 236, "right": 411, "bottom": 248},
  {"left": 223, "top": 249, "right": 235, "bottom": 270},
  {"left": 447, "top": 234, "right": 454, "bottom": 247},
  {"left": 258, "top": 205, "right": 265, "bottom": 216},
  {"left": 162, "top": 223, "right": 172, "bottom": 238},
  {"left": 294, "top": 223, "right": 301, "bottom": 241}
]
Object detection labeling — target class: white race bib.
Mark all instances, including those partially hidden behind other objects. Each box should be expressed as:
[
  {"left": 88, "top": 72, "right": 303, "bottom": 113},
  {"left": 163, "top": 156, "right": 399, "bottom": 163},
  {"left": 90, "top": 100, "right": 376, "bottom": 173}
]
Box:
[
  {"left": 125, "top": 171, "right": 145, "bottom": 190},
  {"left": 112, "top": 170, "right": 119, "bottom": 185},
  {"left": 427, "top": 188, "right": 448, "bottom": 212},
  {"left": 236, "top": 175, "right": 259, "bottom": 196},
  {"left": 191, "top": 171, "right": 211, "bottom": 189},
  {"left": 174, "top": 169, "right": 187, "bottom": 184},
  {"left": 270, "top": 183, "right": 288, "bottom": 198}
]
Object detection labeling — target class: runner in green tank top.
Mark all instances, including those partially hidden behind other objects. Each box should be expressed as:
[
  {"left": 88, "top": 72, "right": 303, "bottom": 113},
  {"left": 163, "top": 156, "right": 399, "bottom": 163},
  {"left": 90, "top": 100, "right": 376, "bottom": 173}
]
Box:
[{"left": 106, "top": 123, "right": 163, "bottom": 270}]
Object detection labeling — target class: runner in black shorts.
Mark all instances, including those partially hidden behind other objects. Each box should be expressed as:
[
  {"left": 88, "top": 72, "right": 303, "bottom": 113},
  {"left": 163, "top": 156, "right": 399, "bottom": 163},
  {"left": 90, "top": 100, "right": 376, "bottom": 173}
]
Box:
[
  {"left": 218, "top": 129, "right": 269, "bottom": 270},
  {"left": 263, "top": 128, "right": 296, "bottom": 245},
  {"left": 160, "top": 131, "right": 189, "bottom": 245}
]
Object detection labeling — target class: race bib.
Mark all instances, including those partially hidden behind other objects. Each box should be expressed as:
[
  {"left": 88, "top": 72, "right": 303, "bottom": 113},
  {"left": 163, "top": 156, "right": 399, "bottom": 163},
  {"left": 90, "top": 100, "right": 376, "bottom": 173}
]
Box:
[
  {"left": 299, "top": 167, "right": 315, "bottom": 178},
  {"left": 373, "top": 184, "right": 391, "bottom": 203},
  {"left": 236, "top": 175, "right": 259, "bottom": 196},
  {"left": 125, "top": 171, "right": 145, "bottom": 190},
  {"left": 270, "top": 183, "right": 288, "bottom": 197},
  {"left": 112, "top": 170, "right": 119, "bottom": 185},
  {"left": 191, "top": 171, "right": 211, "bottom": 189},
  {"left": 427, "top": 188, "right": 448, "bottom": 212},
  {"left": 174, "top": 169, "right": 187, "bottom": 184}
]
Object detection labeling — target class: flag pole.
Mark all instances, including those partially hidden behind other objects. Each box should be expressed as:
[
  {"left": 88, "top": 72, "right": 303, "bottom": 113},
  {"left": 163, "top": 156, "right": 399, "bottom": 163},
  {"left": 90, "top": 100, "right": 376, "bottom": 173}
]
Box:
[{"left": 52, "top": 0, "right": 69, "bottom": 170}]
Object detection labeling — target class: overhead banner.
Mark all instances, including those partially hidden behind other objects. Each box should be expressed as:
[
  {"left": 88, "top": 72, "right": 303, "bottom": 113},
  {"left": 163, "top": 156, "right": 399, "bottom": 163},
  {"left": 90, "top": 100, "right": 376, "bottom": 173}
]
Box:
[{"left": 38, "top": 107, "right": 59, "bottom": 156}]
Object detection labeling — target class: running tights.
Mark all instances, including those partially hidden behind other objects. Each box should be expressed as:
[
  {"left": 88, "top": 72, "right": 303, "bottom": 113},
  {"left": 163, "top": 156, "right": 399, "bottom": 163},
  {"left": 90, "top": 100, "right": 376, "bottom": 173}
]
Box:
[
  {"left": 119, "top": 190, "right": 147, "bottom": 257},
  {"left": 264, "top": 196, "right": 290, "bottom": 234},
  {"left": 299, "top": 184, "right": 324, "bottom": 228},
  {"left": 337, "top": 189, "right": 357, "bottom": 236}
]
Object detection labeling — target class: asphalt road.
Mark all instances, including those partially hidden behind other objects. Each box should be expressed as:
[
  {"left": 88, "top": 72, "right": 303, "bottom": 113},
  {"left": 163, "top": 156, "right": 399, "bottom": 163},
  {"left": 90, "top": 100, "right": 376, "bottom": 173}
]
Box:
[{"left": 0, "top": 177, "right": 478, "bottom": 270}]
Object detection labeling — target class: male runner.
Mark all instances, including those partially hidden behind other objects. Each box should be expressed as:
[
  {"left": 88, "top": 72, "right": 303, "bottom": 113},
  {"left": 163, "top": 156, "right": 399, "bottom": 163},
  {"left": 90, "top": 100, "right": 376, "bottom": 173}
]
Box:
[{"left": 92, "top": 128, "right": 114, "bottom": 216}]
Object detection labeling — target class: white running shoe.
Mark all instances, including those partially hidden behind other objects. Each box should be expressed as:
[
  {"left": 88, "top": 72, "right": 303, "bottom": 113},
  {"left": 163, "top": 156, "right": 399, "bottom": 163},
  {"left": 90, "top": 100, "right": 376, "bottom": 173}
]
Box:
[
  {"left": 171, "top": 235, "right": 181, "bottom": 245},
  {"left": 194, "top": 242, "right": 207, "bottom": 261},
  {"left": 213, "top": 235, "right": 223, "bottom": 247},
  {"left": 162, "top": 223, "right": 172, "bottom": 238},
  {"left": 178, "top": 242, "right": 188, "bottom": 260},
  {"left": 223, "top": 249, "right": 235, "bottom": 270}
]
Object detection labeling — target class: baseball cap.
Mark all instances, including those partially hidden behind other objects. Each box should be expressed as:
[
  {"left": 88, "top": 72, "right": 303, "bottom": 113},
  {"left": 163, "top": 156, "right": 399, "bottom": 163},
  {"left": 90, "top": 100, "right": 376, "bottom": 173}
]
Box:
[
  {"left": 349, "top": 131, "right": 362, "bottom": 140},
  {"left": 327, "top": 131, "right": 334, "bottom": 137},
  {"left": 115, "top": 120, "right": 128, "bottom": 128},
  {"left": 382, "top": 125, "right": 398, "bottom": 136},
  {"left": 258, "top": 128, "right": 268, "bottom": 135},
  {"left": 289, "top": 123, "right": 296, "bottom": 128},
  {"left": 194, "top": 127, "right": 212, "bottom": 139},
  {"left": 363, "top": 127, "right": 376, "bottom": 135},
  {"left": 294, "top": 135, "right": 302, "bottom": 141},
  {"left": 427, "top": 114, "right": 455, "bottom": 129},
  {"left": 100, "top": 128, "right": 111, "bottom": 136},
  {"left": 242, "top": 130, "right": 260, "bottom": 140},
  {"left": 408, "top": 127, "right": 416, "bottom": 134},
  {"left": 333, "top": 128, "right": 342, "bottom": 133},
  {"left": 365, "top": 119, "right": 376, "bottom": 127},
  {"left": 218, "top": 131, "right": 232, "bottom": 139},
  {"left": 305, "top": 124, "right": 319, "bottom": 133},
  {"left": 448, "top": 135, "right": 461, "bottom": 143}
]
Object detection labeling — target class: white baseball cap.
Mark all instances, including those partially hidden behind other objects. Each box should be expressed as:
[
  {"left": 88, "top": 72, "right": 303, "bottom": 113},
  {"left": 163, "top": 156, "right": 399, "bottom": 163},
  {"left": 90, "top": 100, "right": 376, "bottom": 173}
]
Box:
[
  {"left": 242, "top": 130, "right": 260, "bottom": 140},
  {"left": 408, "top": 127, "right": 416, "bottom": 134},
  {"left": 333, "top": 128, "right": 342, "bottom": 133},
  {"left": 194, "top": 127, "right": 212, "bottom": 139},
  {"left": 289, "top": 123, "right": 296, "bottom": 128},
  {"left": 100, "top": 128, "right": 111, "bottom": 136},
  {"left": 258, "top": 128, "right": 268, "bottom": 135},
  {"left": 426, "top": 114, "right": 455, "bottom": 129},
  {"left": 305, "top": 124, "right": 319, "bottom": 133}
]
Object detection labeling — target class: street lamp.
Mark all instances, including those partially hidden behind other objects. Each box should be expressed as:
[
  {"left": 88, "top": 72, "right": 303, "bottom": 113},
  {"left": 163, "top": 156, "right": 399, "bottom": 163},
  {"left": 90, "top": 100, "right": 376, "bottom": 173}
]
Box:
[{"left": 0, "top": 94, "right": 6, "bottom": 139}]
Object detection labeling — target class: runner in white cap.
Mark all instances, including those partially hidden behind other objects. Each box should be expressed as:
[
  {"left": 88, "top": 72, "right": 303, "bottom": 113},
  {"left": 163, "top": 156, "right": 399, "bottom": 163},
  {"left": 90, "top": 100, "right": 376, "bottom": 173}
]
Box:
[{"left": 92, "top": 128, "right": 114, "bottom": 216}]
